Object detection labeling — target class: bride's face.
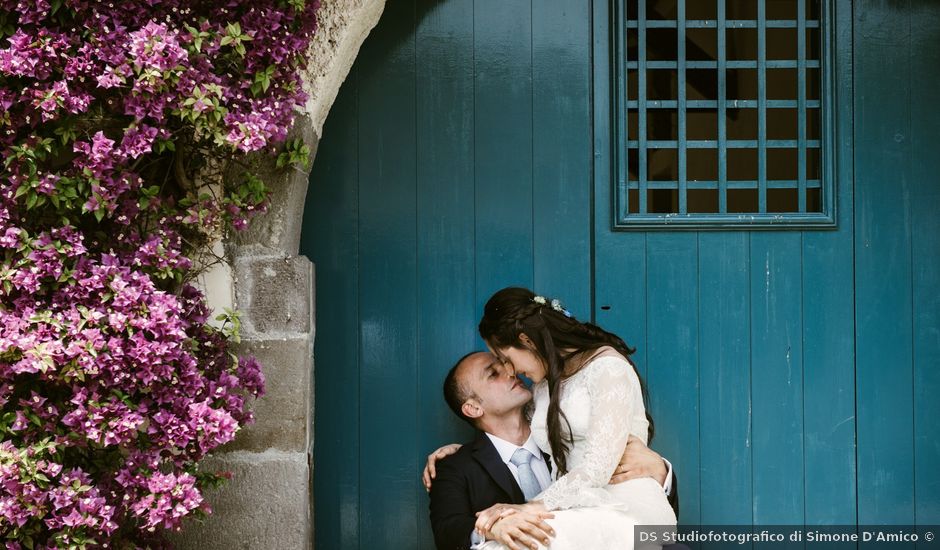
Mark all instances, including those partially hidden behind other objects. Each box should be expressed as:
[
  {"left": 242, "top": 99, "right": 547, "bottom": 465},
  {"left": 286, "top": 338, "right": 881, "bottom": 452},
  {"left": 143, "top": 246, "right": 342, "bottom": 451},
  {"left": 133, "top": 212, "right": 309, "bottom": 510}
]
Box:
[{"left": 493, "top": 344, "right": 547, "bottom": 383}]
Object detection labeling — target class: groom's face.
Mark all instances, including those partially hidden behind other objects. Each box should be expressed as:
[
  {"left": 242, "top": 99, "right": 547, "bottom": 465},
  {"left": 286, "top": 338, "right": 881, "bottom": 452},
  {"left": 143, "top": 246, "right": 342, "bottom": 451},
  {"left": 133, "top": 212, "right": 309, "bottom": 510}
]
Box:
[{"left": 460, "top": 352, "right": 532, "bottom": 419}]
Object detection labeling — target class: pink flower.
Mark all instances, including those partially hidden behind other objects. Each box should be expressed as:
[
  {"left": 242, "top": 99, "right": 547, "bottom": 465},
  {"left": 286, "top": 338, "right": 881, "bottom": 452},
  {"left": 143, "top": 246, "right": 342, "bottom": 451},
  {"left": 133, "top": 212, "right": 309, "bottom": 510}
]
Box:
[
  {"left": 128, "top": 22, "right": 188, "bottom": 73},
  {"left": 36, "top": 174, "right": 59, "bottom": 195},
  {"left": 121, "top": 125, "right": 158, "bottom": 159},
  {"left": 96, "top": 66, "right": 126, "bottom": 89},
  {"left": 0, "top": 227, "right": 21, "bottom": 248},
  {"left": 0, "top": 0, "right": 315, "bottom": 543}
]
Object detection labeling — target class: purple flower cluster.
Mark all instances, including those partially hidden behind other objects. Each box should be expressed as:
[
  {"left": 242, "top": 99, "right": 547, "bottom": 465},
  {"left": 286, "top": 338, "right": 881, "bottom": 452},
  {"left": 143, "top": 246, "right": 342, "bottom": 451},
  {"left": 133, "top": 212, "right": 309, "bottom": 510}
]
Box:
[{"left": 0, "top": 0, "right": 318, "bottom": 546}]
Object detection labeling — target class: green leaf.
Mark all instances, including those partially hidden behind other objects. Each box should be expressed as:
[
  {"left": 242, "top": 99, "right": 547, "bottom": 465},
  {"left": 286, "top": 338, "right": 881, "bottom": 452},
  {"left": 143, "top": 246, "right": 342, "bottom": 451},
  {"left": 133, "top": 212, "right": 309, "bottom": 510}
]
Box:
[{"left": 27, "top": 411, "right": 42, "bottom": 427}]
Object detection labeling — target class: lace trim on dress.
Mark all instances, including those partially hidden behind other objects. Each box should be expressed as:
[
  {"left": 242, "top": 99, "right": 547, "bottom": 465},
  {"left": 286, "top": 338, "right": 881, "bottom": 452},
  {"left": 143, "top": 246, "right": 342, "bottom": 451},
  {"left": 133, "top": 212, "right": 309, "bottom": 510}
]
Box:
[{"left": 534, "top": 357, "right": 636, "bottom": 510}]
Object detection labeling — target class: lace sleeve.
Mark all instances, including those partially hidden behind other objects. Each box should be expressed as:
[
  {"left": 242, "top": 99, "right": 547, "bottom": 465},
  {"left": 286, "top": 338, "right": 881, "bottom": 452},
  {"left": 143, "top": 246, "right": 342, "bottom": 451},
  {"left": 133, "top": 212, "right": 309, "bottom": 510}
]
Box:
[{"left": 535, "top": 358, "right": 635, "bottom": 510}]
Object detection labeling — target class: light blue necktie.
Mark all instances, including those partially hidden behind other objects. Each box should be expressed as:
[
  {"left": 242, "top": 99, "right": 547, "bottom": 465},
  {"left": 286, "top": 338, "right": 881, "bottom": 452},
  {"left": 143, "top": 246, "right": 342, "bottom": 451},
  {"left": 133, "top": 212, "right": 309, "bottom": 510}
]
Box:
[{"left": 509, "top": 448, "right": 542, "bottom": 500}]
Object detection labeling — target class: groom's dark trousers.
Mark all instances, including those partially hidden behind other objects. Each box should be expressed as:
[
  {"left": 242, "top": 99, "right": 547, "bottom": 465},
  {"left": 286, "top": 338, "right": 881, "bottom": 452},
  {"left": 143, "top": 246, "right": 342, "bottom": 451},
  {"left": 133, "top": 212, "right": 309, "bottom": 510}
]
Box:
[{"left": 428, "top": 431, "right": 680, "bottom": 550}]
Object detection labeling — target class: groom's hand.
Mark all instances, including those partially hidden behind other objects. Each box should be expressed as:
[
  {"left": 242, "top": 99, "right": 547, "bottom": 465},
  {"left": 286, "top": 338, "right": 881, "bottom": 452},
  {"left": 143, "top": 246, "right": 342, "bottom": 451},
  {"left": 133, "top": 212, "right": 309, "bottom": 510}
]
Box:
[
  {"left": 488, "top": 510, "right": 556, "bottom": 550},
  {"left": 609, "top": 435, "right": 668, "bottom": 486}
]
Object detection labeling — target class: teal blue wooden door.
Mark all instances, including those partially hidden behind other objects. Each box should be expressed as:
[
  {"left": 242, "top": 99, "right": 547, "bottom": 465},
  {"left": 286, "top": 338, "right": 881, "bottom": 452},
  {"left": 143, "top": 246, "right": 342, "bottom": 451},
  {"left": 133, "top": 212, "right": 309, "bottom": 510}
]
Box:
[
  {"left": 300, "top": 1, "right": 940, "bottom": 548},
  {"left": 302, "top": 2, "right": 593, "bottom": 548}
]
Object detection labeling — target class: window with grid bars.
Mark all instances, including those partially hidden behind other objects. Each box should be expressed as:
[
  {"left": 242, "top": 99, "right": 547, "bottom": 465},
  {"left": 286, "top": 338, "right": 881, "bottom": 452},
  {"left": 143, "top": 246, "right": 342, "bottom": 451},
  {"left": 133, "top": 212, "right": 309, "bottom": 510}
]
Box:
[{"left": 613, "top": 0, "right": 836, "bottom": 229}]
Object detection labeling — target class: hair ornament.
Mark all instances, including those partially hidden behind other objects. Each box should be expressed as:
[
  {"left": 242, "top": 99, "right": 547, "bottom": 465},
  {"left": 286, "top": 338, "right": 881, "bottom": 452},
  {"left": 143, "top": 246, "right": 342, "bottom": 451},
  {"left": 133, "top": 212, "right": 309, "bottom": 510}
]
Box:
[
  {"left": 532, "top": 294, "right": 573, "bottom": 317},
  {"left": 550, "top": 298, "right": 573, "bottom": 318}
]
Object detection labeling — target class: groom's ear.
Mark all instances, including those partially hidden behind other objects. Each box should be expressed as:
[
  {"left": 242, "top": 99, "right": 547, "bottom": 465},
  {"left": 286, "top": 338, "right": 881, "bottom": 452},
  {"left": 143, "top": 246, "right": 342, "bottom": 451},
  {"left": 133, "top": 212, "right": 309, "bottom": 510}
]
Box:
[{"left": 461, "top": 399, "right": 483, "bottom": 420}]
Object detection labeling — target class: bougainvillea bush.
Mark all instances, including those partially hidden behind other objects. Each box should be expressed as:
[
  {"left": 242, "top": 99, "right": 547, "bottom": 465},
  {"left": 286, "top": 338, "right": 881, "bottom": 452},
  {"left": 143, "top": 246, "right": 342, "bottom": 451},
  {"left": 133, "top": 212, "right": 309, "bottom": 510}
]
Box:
[{"left": 0, "top": 0, "right": 318, "bottom": 546}]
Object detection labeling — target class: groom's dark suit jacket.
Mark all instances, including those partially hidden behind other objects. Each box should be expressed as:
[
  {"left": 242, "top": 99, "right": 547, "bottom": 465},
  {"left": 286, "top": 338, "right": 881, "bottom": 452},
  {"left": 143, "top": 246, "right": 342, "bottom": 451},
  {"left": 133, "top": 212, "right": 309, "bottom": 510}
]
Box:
[{"left": 428, "top": 431, "right": 680, "bottom": 550}]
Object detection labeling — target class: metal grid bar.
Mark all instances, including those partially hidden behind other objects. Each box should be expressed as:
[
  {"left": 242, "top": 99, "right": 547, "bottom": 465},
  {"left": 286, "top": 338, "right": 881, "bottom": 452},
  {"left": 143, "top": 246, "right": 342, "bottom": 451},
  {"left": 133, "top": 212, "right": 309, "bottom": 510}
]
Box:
[
  {"left": 757, "top": 0, "right": 767, "bottom": 213},
  {"left": 627, "top": 140, "right": 823, "bottom": 148},
  {"left": 797, "top": 0, "right": 807, "bottom": 212},
  {"left": 628, "top": 180, "right": 824, "bottom": 190},
  {"left": 629, "top": 60, "right": 821, "bottom": 69},
  {"left": 627, "top": 19, "right": 821, "bottom": 29},
  {"left": 617, "top": 0, "right": 628, "bottom": 213},
  {"left": 638, "top": 1, "right": 648, "bottom": 213},
  {"left": 677, "top": 0, "right": 687, "bottom": 213},
  {"left": 628, "top": 99, "right": 822, "bottom": 109},
  {"left": 618, "top": 0, "right": 826, "bottom": 224},
  {"left": 717, "top": 0, "right": 727, "bottom": 212}
]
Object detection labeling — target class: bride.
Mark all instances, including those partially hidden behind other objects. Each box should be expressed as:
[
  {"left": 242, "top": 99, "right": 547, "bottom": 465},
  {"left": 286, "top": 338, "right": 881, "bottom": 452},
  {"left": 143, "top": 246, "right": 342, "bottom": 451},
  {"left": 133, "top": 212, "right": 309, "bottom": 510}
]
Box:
[{"left": 466, "top": 287, "right": 676, "bottom": 549}]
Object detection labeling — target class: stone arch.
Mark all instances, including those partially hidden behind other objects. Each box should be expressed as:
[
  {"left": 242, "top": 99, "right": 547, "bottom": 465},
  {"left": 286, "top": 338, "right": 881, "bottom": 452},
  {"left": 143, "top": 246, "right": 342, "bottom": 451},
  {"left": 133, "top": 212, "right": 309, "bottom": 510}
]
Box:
[{"left": 171, "top": 2, "right": 386, "bottom": 548}]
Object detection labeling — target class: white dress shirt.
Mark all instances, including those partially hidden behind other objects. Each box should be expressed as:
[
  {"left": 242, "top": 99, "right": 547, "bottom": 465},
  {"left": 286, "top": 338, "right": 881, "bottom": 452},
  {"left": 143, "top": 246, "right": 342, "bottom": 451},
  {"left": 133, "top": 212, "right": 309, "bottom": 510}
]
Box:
[
  {"left": 484, "top": 432, "right": 553, "bottom": 493},
  {"left": 470, "top": 433, "right": 552, "bottom": 548}
]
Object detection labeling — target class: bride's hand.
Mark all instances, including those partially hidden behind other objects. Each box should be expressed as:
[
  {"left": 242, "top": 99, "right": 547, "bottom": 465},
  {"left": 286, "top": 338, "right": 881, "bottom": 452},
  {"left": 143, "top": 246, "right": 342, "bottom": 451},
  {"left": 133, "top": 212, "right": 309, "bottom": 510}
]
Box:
[
  {"left": 489, "top": 509, "right": 556, "bottom": 550},
  {"left": 474, "top": 503, "right": 521, "bottom": 535},
  {"left": 422, "top": 443, "right": 462, "bottom": 491}
]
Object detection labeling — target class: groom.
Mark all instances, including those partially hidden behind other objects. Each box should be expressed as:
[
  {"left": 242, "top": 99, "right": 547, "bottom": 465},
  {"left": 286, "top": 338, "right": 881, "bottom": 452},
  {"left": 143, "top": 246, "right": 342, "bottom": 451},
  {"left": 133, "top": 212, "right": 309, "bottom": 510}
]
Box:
[{"left": 427, "top": 351, "right": 679, "bottom": 550}]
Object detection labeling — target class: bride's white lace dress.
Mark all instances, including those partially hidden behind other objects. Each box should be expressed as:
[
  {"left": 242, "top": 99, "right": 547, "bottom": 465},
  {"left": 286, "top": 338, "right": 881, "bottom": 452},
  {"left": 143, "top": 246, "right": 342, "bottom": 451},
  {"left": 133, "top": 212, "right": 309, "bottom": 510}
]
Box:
[{"left": 482, "top": 354, "right": 677, "bottom": 550}]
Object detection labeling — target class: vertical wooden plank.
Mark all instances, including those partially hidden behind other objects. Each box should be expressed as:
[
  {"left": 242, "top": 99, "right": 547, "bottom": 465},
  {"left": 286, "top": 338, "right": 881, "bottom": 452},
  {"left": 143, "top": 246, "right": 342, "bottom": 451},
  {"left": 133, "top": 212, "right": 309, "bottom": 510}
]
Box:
[
  {"left": 646, "top": 234, "right": 700, "bottom": 526},
  {"left": 474, "top": 0, "right": 534, "bottom": 306},
  {"left": 802, "top": 0, "right": 857, "bottom": 529},
  {"left": 532, "top": 0, "right": 591, "bottom": 317},
  {"left": 698, "top": 233, "right": 752, "bottom": 530},
  {"left": 910, "top": 0, "right": 940, "bottom": 529},
  {"left": 593, "top": 0, "right": 648, "bottom": 378},
  {"left": 593, "top": 236, "right": 648, "bottom": 375},
  {"left": 854, "top": 0, "right": 916, "bottom": 527},
  {"left": 750, "top": 232, "right": 804, "bottom": 525},
  {"left": 594, "top": 0, "right": 647, "bottom": 378},
  {"left": 302, "top": 73, "right": 361, "bottom": 550},
  {"left": 356, "top": 1, "right": 419, "bottom": 546},
  {"left": 414, "top": 1, "right": 477, "bottom": 547}
]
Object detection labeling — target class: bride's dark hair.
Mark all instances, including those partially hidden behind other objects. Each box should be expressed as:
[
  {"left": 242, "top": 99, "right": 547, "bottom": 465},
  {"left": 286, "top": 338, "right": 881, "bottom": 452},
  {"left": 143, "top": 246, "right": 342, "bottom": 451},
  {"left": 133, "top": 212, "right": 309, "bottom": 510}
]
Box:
[{"left": 478, "top": 287, "right": 653, "bottom": 476}]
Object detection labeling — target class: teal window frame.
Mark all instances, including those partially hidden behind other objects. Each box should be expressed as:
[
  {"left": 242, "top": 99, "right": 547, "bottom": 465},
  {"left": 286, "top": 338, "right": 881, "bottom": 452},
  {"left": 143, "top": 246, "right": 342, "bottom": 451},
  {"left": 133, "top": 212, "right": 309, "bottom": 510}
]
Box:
[{"left": 608, "top": 0, "right": 840, "bottom": 230}]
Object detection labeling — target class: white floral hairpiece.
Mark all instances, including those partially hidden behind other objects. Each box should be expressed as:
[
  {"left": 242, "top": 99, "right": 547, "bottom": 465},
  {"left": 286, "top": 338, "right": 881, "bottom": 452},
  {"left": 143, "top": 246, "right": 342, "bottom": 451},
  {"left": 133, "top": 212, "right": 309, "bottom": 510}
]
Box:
[{"left": 532, "top": 295, "right": 572, "bottom": 317}]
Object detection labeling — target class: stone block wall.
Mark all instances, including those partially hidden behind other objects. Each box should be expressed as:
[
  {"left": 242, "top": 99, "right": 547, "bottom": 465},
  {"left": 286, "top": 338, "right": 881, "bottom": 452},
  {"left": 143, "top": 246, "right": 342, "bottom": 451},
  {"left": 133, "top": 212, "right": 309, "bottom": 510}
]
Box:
[
  {"left": 170, "top": 123, "right": 318, "bottom": 549},
  {"left": 169, "top": 251, "right": 315, "bottom": 548},
  {"left": 171, "top": 0, "right": 388, "bottom": 546}
]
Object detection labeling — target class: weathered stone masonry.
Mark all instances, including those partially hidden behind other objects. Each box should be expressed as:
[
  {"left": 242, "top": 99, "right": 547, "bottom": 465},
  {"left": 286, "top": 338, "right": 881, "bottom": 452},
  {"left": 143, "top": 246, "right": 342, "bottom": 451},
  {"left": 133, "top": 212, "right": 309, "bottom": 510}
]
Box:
[{"left": 171, "top": 1, "right": 386, "bottom": 548}]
